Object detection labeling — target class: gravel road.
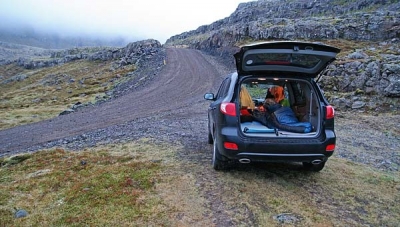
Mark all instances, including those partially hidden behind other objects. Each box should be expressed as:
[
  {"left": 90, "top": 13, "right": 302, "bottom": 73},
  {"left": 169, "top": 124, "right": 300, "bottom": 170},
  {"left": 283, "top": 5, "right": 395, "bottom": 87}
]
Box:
[{"left": 0, "top": 48, "right": 227, "bottom": 155}]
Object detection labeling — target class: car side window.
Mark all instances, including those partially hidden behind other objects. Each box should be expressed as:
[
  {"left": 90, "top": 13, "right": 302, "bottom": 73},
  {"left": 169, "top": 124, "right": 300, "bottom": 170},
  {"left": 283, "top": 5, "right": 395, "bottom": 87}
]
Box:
[{"left": 216, "top": 77, "right": 231, "bottom": 99}]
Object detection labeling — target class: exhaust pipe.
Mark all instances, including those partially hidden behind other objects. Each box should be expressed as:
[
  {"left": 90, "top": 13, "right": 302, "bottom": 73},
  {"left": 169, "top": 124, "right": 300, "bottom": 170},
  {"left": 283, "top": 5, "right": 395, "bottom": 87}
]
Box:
[
  {"left": 239, "top": 158, "right": 251, "bottom": 164},
  {"left": 311, "top": 159, "right": 322, "bottom": 165}
]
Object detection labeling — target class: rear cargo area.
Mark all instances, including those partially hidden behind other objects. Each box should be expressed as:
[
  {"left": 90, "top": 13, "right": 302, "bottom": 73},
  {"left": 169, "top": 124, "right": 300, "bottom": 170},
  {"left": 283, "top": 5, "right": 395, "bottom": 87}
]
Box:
[{"left": 238, "top": 77, "right": 321, "bottom": 138}]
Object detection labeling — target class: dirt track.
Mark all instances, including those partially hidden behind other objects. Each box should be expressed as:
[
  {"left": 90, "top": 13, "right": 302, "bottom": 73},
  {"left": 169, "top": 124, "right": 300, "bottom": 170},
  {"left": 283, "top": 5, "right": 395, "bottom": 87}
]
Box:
[{"left": 0, "top": 48, "right": 223, "bottom": 154}]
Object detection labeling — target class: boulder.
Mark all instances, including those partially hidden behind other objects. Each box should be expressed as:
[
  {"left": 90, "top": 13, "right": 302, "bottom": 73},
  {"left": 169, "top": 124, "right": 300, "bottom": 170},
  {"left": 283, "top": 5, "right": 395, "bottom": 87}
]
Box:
[{"left": 352, "top": 101, "right": 366, "bottom": 109}]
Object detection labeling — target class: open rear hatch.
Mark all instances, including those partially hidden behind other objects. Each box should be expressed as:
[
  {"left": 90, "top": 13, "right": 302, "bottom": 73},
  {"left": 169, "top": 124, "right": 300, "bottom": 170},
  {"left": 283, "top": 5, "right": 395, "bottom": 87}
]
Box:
[
  {"left": 234, "top": 41, "right": 341, "bottom": 77},
  {"left": 236, "top": 41, "right": 340, "bottom": 138}
]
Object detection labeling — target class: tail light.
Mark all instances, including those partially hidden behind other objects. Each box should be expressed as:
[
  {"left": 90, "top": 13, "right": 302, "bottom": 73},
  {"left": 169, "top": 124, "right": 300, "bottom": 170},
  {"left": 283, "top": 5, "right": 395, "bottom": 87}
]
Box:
[
  {"left": 325, "top": 105, "right": 335, "bottom": 119},
  {"left": 326, "top": 144, "right": 335, "bottom": 152},
  {"left": 220, "top": 102, "right": 236, "bottom": 117},
  {"left": 224, "top": 142, "right": 238, "bottom": 150}
]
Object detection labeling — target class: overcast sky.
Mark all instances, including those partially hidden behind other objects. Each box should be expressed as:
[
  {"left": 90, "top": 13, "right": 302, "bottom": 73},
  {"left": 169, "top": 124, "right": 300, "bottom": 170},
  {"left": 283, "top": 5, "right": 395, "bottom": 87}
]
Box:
[{"left": 0, "top": 0, "right": 254, "bottom": 44}]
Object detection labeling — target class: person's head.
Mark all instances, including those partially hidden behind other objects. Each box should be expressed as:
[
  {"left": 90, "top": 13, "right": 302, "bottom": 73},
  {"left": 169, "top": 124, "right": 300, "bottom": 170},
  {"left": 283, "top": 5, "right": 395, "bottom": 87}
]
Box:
[{"left": 269, "top": 86, "right": 285, "bottom": 103}]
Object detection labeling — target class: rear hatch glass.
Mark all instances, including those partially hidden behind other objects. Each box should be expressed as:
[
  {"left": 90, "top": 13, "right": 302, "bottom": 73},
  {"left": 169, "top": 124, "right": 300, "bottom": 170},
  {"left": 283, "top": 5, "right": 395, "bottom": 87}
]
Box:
[{"left": 234, "top": 41, "right": 341, "bottom": 77}]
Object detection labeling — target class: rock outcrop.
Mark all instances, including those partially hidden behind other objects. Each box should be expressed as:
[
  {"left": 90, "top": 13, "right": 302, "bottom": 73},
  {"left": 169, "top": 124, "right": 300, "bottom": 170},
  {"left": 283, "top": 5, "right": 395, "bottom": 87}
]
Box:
[
  {"left": 166, "top": 0, "right": 400, "bottom": 47},
  {"left": 13, "top": 39, "right": 162, "bottom": 70},
  {"left": 165, "top": 0, "right": 400, "bottom": 106},
  {"left": 321, "top": 45, "right": 400, "bottom": 97}
]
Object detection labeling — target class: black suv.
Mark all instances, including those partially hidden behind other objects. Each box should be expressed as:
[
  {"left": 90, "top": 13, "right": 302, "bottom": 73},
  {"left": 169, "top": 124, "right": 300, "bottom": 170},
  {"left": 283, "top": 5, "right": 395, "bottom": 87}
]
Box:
[{"left": 204, "top": 41, "right": 340, "bottom": 171}]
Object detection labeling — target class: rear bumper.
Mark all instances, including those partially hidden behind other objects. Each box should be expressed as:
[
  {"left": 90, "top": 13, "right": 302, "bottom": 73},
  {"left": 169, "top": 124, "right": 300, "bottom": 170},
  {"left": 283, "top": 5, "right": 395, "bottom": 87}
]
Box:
[
  {"left": 217, "top": 126, "right": 335, "bottom": 163},
  {"left": 235, "top": 152, "right": 328, "bottom": 163}
]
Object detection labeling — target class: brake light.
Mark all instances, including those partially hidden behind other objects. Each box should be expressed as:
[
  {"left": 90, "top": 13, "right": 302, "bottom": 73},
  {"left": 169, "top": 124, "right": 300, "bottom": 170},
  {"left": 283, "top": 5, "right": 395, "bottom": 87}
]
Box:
[
  {"left": 326, "top": 105, "right": 335, "bottom": 119},
  {"left": 224, "top": 142, "right": 238, "bottom": 150},
  {"left": 326, "top": 144, "right": 335, "bottom": 152},
  {"left": 220, "top": 102, "right": 236, "bottom": 116}
]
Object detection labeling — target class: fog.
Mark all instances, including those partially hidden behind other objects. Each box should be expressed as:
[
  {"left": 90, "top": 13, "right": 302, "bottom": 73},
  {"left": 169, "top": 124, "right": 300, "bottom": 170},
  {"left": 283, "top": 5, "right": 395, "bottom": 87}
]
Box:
[{"left": 0, "top": 0, "right": 254, "bottom": 44}]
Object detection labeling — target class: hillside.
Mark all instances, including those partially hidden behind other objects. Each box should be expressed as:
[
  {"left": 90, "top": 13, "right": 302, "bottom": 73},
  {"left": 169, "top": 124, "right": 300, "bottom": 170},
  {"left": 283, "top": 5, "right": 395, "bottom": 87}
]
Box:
[
  {"left": 165, "top": 0, "right": 400, "bottom": 112},
  {"left": 166, "top": 0, "right": 400, "bottom": 47},
  {"left": 0, "top": 39, "right": 163, "bottom": 131}
]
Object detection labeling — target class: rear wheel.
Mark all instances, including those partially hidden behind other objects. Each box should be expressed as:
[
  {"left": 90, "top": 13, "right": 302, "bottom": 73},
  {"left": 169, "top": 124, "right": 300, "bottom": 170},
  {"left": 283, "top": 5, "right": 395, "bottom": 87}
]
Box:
[
  {"left": 303, "top": 161, "right": 326, "bottom": 172},
  {"left": 212, "top": 136, "right": 229, "bottom": 170}
]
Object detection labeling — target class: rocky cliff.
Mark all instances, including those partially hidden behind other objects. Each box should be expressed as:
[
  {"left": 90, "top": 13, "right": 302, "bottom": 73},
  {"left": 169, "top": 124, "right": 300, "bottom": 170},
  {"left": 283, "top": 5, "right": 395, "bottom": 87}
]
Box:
[
  {"left": 167, "top": 0, "right": 400, "bottom": 44},
  {"left": 2, "top": 39, "right": 162, "bottom": 70},
  {"left": 165, "top": 0, "right": 400, "bottom": 109}
]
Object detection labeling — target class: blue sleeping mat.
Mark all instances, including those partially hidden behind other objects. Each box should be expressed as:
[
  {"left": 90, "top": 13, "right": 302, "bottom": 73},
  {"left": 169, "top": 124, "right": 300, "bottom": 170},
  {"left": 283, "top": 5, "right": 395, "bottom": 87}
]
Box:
[{"left": 242, "top": 121, "right": 275, "bottom": 133}]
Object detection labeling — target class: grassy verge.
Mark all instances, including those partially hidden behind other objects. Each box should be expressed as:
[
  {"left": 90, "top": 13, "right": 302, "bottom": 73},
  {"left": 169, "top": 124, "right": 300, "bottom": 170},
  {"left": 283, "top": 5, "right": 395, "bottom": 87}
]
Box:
[{"left": 0, "top": 139, "right": 183, "bottom": 226}]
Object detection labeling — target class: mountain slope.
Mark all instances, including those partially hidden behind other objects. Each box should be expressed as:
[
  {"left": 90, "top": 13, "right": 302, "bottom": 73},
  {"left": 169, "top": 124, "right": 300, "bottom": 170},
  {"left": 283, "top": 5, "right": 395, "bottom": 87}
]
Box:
[{"left": 166, "top": 0, "right": 400, "bottom": 46}]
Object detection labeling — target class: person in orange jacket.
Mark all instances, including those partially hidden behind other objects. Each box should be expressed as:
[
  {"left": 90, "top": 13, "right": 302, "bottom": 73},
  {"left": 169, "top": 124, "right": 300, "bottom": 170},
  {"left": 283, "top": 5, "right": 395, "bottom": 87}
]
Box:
[{"left": 266, "top": 86, "right": 290, "bottom": 107}]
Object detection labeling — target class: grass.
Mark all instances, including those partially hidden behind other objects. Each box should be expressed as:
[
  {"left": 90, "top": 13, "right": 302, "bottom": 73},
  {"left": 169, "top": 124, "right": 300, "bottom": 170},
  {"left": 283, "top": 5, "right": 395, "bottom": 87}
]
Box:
[
  {"left": 0, "top": 60, "right": 136, "bottom": 130},
  {"left": 0, "top": 140, "right": 182, "bottom": 226},
  {"left": 1, "top": 142, "right": 398, "bottom": 226}
]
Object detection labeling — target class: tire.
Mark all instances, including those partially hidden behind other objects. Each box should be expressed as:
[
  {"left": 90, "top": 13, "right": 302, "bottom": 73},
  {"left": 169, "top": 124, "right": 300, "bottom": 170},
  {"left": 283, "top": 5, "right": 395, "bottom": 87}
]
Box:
[
  {"left": 212, "top": 136, "right": 229, "bottom": 170},
  {"left": 303, "top": 161, "right": 326, "bottom": 172}
]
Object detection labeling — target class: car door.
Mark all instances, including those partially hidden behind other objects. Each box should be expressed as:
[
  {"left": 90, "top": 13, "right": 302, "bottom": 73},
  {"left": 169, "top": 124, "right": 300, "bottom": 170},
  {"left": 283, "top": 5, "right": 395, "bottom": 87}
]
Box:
[{"left": 208, "top": 77, "right": 231, "bottom": 138}]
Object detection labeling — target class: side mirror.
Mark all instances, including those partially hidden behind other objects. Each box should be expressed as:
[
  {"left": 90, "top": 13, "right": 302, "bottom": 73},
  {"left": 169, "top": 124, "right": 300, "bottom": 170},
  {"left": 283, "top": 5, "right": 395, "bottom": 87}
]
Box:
[{"left": 204, "top": 93, "right": 215, "bottom": 101}]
